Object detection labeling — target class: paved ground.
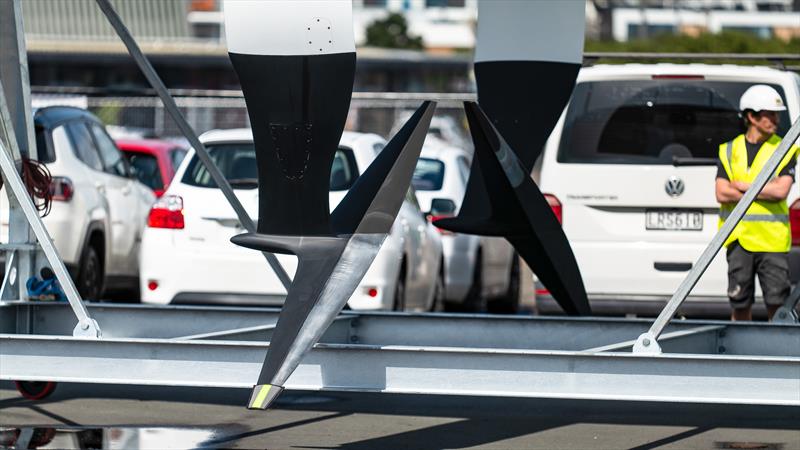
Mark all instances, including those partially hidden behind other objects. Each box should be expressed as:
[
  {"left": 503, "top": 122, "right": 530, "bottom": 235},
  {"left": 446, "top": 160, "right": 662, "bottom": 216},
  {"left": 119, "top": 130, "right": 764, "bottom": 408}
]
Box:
[{"left": 1, "top": 382, "right": 798, "bottom": 449}]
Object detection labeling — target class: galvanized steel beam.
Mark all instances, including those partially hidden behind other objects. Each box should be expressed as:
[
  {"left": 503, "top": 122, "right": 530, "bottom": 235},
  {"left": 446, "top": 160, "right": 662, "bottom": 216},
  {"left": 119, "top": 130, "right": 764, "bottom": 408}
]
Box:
[
  {"left": 2, "top": 303, "right": 798, "bottom": 357},
  {"left": 1, "top": 334, "right": 798, "bottom": 406}
]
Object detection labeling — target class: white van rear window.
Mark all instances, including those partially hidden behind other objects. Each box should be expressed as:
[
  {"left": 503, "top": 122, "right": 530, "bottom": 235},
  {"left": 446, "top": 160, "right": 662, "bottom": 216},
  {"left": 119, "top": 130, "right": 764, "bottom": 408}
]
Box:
[{"left": 557, "top": 80, "right": 790, "bottom": 165}]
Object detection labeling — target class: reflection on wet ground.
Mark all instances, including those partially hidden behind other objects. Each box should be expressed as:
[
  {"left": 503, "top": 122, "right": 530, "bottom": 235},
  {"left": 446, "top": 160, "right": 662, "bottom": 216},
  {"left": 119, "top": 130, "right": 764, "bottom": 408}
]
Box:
[{"left": 0, "top": 426, "right": 228, "bottom": 449}]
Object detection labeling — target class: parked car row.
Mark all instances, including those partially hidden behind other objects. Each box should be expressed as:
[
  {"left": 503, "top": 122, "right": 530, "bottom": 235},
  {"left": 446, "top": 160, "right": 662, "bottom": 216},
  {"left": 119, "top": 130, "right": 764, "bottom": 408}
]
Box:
[
  {"left": 138, "top": 129, "right": 501, "bottom": 312},
  {"left": 1, "top": 107, "right": 155, "bottom": 299},
  {"left": 0, "top": 106, "right": 515, "bottom": 312},
  {"left": 5, "top": 63, "right": 796, "bottom": 318}
]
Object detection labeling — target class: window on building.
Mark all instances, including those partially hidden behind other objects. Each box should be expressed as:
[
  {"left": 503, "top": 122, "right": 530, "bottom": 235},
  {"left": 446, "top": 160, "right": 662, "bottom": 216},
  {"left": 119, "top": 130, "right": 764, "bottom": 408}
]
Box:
[
  {"left": 627, "top": 24, "right": 676, "bottom": 39},
  {"left": 362, "top": 0, "right": 388, "bottom": 7},
  {"left": 425, "top": 0, "right": 466, "bottom": 8},
  {"left": 722, "top": 26, "right": 773, "bottom": 40}
]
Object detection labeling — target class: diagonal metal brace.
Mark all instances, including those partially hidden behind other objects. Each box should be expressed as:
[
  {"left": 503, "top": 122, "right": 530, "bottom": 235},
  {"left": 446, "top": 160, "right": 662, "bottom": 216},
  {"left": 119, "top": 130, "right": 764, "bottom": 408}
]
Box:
[
  {"left": 0, "top": 82, "right": 100, "bottom": 338},
  {"left": 93, "top": 0, "right": 291, "bottom": 290},
  {"left": 773, "top": 284, "right": 800, "bottom": 324},
  {"left": 635, "top": 117, "right": 800, "bottom": 354}
]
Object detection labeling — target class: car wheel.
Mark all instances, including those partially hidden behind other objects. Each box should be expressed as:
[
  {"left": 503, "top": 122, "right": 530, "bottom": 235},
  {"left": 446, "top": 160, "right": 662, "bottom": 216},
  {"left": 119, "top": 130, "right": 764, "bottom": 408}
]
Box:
[
  {"left": 77, "top": 245, "right": 103, "bottom": 301},
  {"left": 488, "top": 254, "right": 521, "bottom": 314},
  {"left": 14, "top": 381, "right": 57, "bottom": 400},
  {"left": 463, "top": 251, "right": 486, "bottom": 313},
  {"left": 393, "top": 261, "right": 406, "bottom": 311}
]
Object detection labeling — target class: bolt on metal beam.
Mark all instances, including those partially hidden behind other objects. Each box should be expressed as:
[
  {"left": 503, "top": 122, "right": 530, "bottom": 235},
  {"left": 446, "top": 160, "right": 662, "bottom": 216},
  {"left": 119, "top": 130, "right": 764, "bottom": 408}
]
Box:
[
  {"left": 93, "top": 0, "right": 291, "bottom": 290},
  {"left": 773, "top": 286, "right": 800, "bottom": 324},
  {"left": 634, "top": 117, "right": 800, "bottom": 354}
]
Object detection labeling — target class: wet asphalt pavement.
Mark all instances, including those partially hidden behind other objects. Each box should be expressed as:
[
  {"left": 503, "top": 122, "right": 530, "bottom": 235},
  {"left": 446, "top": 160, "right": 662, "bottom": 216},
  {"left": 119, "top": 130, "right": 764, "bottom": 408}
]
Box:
[{"left": 1, "top": 381, "right": 798, "bottom": 449}]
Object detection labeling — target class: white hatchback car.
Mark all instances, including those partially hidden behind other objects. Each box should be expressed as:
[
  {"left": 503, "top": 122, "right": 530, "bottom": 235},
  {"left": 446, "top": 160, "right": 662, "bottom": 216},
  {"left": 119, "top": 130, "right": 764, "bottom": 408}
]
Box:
[
  {"left": 140, "top": 129, "right": 443, "bottom": 311},
  {"left": 413, "top": 136, "right": 519, "bottom": 312},
  {"left": 537, "top": 64, "right": 800, "bottom": 317},
  {"left": 1, "top": 106, "right": 155, "bottom": 299}
]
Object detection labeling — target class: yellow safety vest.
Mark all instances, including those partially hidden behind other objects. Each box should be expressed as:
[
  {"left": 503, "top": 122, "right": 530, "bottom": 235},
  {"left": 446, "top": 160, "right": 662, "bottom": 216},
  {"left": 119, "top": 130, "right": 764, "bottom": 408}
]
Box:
[{"left": 718, "top": 134, "right": 797, "bottom": 253}]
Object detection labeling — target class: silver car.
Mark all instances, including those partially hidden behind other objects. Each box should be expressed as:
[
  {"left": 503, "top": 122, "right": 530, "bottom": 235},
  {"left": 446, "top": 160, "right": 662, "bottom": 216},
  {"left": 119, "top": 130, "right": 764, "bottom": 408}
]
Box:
[{"left": 413, "top": 136, "right": 519, "bottom": 313}]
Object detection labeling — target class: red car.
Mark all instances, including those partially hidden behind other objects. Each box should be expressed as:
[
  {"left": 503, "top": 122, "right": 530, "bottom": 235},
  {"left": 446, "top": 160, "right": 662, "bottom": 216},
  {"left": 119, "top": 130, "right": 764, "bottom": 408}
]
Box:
[{"left": 116, "top": 139, "right": 188, "bottom": 197}]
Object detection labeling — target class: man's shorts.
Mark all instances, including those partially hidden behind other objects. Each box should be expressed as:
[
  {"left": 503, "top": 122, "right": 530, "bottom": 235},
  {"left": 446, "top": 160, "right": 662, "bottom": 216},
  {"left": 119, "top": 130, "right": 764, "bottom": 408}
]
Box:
[{"left": 726, "top": 241, "right": 790, "bottom": 310}]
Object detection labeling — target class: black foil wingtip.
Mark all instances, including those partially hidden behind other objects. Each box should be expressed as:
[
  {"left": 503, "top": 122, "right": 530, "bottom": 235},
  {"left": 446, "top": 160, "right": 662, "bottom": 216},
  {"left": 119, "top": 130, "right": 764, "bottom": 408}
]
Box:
[
  {"left": 331, "top": 101, "right": 436, "bottom": 235},
  {"left": 440, "top": 101, "right": 591, "bottom": 316},
  {"left": 232, "top": 232, "right": 348, "bottom": 257}
]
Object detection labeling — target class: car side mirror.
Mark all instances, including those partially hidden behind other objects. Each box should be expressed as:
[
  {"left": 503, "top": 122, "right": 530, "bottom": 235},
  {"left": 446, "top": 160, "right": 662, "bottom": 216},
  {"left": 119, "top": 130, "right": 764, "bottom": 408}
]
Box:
[{"left": 428, "top": 198, "right": 457, "bottom": 218}]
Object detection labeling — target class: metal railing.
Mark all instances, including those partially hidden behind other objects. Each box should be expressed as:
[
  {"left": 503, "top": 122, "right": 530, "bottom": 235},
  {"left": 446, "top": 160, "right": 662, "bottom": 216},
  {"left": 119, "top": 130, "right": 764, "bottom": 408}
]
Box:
[
  {"left": 30, "top": 92, "right": 474, "bottom": 145},
  {"left": 22, "top": 0, "right": 194, "bottom": 42}
]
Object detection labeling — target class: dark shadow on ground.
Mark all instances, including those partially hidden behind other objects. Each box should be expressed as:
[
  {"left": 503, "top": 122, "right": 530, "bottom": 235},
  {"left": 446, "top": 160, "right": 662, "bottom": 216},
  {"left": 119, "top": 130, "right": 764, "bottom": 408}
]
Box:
[{"left": 3, "top": 384, "right": 799, "bottom": 450}]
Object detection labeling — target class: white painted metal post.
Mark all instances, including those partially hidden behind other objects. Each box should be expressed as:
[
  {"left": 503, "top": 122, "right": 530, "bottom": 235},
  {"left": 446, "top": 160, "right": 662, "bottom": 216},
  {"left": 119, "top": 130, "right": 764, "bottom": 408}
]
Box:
[
  {"left": 634, "top": 118, "right": 800, "bottom": 354},
  {"left": 0, "top": 0, "right": 38, "bottom": 301}
]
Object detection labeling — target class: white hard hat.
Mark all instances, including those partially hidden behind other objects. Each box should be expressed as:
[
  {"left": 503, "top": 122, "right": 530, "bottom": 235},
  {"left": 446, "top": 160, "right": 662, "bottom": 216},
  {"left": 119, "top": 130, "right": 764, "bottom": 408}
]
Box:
[{"left": 739, "top": 84, "right": 787, "bottom": 112}]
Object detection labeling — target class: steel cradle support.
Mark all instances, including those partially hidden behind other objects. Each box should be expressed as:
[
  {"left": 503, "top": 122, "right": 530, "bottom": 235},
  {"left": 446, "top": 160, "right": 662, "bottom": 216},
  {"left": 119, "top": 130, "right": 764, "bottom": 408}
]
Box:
[
  {"left": 1, "top": 333, "right": 798, "bottom": 406},
  {"left": 1, "top": 303, "right": 798, "bottom": 405}
]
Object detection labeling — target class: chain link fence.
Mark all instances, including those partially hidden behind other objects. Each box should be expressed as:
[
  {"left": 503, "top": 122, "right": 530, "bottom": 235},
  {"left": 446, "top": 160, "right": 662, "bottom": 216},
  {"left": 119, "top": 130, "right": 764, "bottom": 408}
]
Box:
[{"left": 31, "top": 91, "right": 476, "bottom": 150}]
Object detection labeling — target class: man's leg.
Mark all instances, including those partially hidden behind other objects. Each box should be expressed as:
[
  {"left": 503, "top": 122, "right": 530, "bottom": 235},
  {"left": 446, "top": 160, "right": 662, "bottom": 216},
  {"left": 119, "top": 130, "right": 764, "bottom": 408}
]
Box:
[
  {"left": 727, "top": 242, "right": 755, "bottom": 321},
  {"left": 755, "top": 251, "right": 790, "bottom": 321}
]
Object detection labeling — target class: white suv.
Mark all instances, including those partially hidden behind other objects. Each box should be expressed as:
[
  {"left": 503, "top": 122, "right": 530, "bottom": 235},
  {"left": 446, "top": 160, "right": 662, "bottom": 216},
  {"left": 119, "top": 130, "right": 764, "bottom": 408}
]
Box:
[
  {"left": 1, "top": 107, "right": 155, "bottom": 299},
  {"left": 537, "top": 64, "right": 800, "bottom": 317},
  {"left": 413, "top": 136, "right": 519, "bottom": 313}
]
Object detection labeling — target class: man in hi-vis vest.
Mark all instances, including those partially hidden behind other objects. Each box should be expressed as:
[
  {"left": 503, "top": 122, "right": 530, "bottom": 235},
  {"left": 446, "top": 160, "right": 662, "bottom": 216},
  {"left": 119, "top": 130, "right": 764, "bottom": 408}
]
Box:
[{"left": 715, "top": 85, "right": 799, "bottom": 321}]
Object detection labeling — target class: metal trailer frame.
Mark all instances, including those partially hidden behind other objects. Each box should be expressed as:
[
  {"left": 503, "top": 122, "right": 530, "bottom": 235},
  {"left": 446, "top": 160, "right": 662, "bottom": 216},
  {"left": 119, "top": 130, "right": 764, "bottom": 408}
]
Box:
[{"left": 0, "top": 0, "right": 799, "bottom": 406}]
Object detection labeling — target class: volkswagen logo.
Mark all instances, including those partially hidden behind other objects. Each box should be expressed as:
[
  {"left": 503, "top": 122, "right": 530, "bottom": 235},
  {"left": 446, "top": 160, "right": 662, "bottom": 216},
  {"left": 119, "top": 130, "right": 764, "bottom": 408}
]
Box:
[{"left": 665, "top": 176, "right": 684, "bottom": 197}]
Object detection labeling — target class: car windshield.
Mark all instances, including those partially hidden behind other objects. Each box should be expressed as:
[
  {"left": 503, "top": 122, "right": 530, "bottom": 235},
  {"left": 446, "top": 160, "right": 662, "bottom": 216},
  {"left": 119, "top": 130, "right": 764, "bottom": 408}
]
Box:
[
  {"left": 125, "top": 152, "right": 163, "bottom": 191},
  {"left": 557, "top": 80, "right": 790, "bottom": 165},
  {"left": 412, "top": 157, "right": 445, "bottom": 191},
  {"left": 181, "top": 142, "right": 358, "bottom": 191}
]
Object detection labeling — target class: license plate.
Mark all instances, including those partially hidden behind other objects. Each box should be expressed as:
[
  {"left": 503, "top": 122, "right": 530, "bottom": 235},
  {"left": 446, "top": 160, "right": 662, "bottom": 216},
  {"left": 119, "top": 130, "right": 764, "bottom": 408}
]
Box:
[{"left": 645, "top": 209, "right": 703, "bottom": 231}]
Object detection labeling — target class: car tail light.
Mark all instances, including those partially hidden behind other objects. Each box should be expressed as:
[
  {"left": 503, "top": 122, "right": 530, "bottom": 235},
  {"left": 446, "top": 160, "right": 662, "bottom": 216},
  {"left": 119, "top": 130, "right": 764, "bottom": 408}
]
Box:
[
  {"left": 49, "top": 177, "right": 74, "bottom": 201},
  {"left": 147, "top": 281, "right": 159, "bottom": 291},
  {"left": 367, "top": 288, "right": 378, "bottom": 298},
  {"left": 428, "top": 215, "right": 454, "bottom": 235},
  {"left": 147, "top": 195, "right": 184, "bottom": 229},
  {"left": 543, "top": 193, "right": 562, "bottom": 225},
  {"left": 791, "top": 199, "right": 800, "bottom": 246}
]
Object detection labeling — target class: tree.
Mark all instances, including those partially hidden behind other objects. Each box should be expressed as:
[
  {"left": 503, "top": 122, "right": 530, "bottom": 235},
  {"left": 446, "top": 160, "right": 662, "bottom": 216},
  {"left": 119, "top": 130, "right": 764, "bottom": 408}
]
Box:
[
  {"left": 365, "top": 13, "right": 424, "bottom": 50},
  {"left": 585, "top": 31, "right": 800, "bottom": 65}
]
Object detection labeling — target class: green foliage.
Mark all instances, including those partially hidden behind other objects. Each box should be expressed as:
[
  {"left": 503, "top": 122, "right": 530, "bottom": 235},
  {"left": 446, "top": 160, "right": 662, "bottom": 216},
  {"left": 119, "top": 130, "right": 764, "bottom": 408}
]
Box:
[
  {"left": 93, "top": 104, "right": 121, "bottom": 126},
  {"left": 365, "top": 13, "right": 424, "bottom": 50},
  {"left": 586, "top": 31, "right": 799, "bottom": 65}
]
